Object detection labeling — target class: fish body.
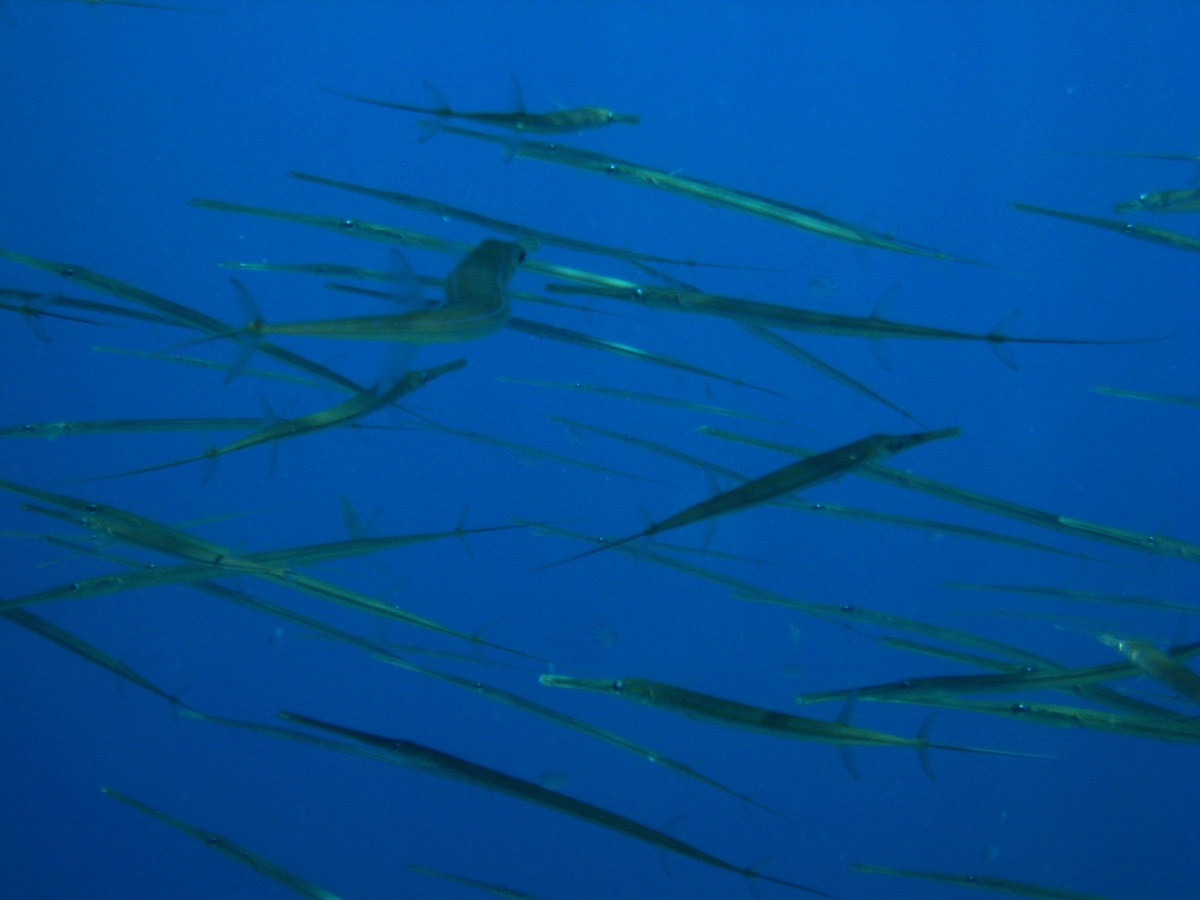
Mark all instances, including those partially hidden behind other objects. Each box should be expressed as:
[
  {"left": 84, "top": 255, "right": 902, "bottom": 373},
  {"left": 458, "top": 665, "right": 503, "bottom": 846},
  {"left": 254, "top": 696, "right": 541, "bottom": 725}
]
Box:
[
  {"left": 541, "top": 674, "right": 1034, "bottom": 765},
  {"left": 101, "top": 789, "right": 342, "bottom": 900},
  {"left": 851, "top": 863, "right": 1119, "bottom": 900},
  {"left": 242, "top": 241, "right": 524, "bottom": 344},
  {"left": 87, "top": 358, "right": 465, "bottom": 480},
  {"left": 547, "top": 282, "right": 1155, "bottom": 350},
  {"left": 431, "top": 123, "right": 986, "bottom": 263},
  {"left": 277, "top": 711, "right": 833, "bottom": 897},
  {"left": 320, "top": 82, "right": 637, "bottom": 134},
  {"left": 541, "top": 427, "right": 958, "bottom": 568},
  {"left": 1012, "top": 201, "right": 1200, "bottom": 253}
]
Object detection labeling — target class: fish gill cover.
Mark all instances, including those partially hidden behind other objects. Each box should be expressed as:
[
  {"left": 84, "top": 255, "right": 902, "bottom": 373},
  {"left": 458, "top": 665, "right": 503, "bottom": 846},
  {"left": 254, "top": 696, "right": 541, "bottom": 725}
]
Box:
[{"left": 0, "top": 3, "right": 1197, "bottom": 900}]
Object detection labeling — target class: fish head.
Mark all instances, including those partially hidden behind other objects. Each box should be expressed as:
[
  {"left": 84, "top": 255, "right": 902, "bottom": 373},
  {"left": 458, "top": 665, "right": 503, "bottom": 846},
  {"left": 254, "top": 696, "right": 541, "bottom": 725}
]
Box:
[
  {"left": 413, "top": 357, "right": 468, "bottom": 388},
  {"left": 1113, "top": 193, "right": 1152, "bottom": 214},
  {"left": 875, "top": 426, "right": 960, "bottom": 458}
]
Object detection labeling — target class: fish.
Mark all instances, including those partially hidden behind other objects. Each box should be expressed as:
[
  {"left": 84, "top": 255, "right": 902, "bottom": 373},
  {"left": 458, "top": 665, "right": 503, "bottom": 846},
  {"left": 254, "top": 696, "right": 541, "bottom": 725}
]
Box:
[
  {"left": 1098, "top": 633, "right": 1200, "bottom": 710},
  {"left": 744, "top": 324, "right": 927, "bottom": 427},
  {"left": 91, "top": 345, "right": 333, "bottom": 391},
  {"left": 427, "top": 122, "right": 989, "bottom": 264},
  {"left": 0, "top": 416, "right": 265, "bottom": 440},
  {"left": 275, "top": 710, "right": 836, "bottom": 897},
  {"left": 405, "top": 865, "right": 546, "bottom": 900},
  {"left": 189, "top": 197, "right": 466, "bottom": 253},
  {"left": 196, "top": 200, "right": 644, "bottom": 291},
  {"left": 3, "top": 531, "right": 542, "bottom": 662},
  {"left": 699, "top": 426, "right": 1200, "bottom": 564},
  {"left": 548, "top": 418, "right": 1097, "bottom": 563},
  {"left": 1113, "top": 184, "right": 1200, "bottom": 213},
  {"left": 0, "top": 287, "right": 175, "bottom": 327},
  {"left": 1091, "top": 385, "right": 1200, "bottom": 410},
  {"left": 1011, "top": 201, "right": 1200, "bottom": 254},
  {"left": 837, "top": 694, "right": 1200, "bottom": 744},
  {"left": 324, "top": 274, "right": 642, "bottom": 322},
  {"left": 0, "top": 478, "right": 270, "bottom": 574},
  {"left": 208, "top": 241, "right": 524, "bottom": 352},
  {"left": 320, "top": 75, "right": 638, "bottom": 134},
  {"left": 0, "top": 295, "right": 118, "bottom": 340},
  {"left": 540, "top": 674, "right": 1044, "bottom": 779},
  {"left": 521, "top": 519, "right": 1086, "bottom": 670},
  {"left": 1, "top": 489, "right": 543, "bottom": 662},
  {"left": 544, "top": 281, "right": 1161, "bottom": 366},
  {"left": 19, "top": 523, "right": 524, "bottom": 669},
  {"left": 850, "top": 863, "right": 1120, "bottom": 900},
  {"left": 35, "top": 0, "right": 222, "bottom": 11},
  {"left": 538, "top": 427, "right": 959, "bottom": 569},
  {"left": 944, "top": 582, "right": 1200, "bottom": 616},
  {"left": 795, "top": 637, "right": 1200, "bottom": 720},
  {"left": 368, "top": 653, "right": 794, "bottom": 821},
  {"left": 506, "top": 316, "right": 784, "bottom": 397},
  {"left": 288, "top": 171, "right": 756, "bottom": 271},
  {"left": 81, "top": 358, "right": 465, "bottom": 481},
  {"left": 497, "top": 377, "right": 803, "bottom": 429},
  {"left": 401, "top": 408, "right": 675, "bottom": 486},
  {"left": 0, "top": 247, "right": 366, "bottom": 393},
  {"left": 1, "top": 608, "right": 190, "bottom": 709},
  {"left": 100, "top": 788, "right": 343, "bottom": 900}
]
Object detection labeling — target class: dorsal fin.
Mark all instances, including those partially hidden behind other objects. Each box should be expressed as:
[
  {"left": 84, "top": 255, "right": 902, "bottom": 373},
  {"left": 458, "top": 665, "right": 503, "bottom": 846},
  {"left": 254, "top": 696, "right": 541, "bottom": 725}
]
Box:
[
  {"left": 385, "top": 248, "right": 424, "bottom": 311},
  {"left": 18, "top": 293, "right": 55, "bottom": 342},
  {"left": 987, "top": 309, "right": 1022, "bottom": 371},
  {"left": 224, "top": 279, "right": 265, "bottom": 384},
  {"left": 420, "top": 79, "right": 451, "bottom": 113},
  {"left": 836, "top": 745, "right": 862, "bottom": 781},
  {"left": 339, "top": 494, "right": 364, "bottom": 539},
  {"left": 507, "top": 73, "right": 526, "bottom": 114},
  {"left": 837, "top": 690, "right": 858, "bottom": 725},
  {"left": 198, "top": 446, "right": 219, "bottom": 486},
  {"left": 916, "top": 713, "right": 937, "bottom": 780},
  {"left": 455, "top": 506, "right": 474, "bottom": 556},
  {"left": 835, "top": 693, "right": 862, "bottom": 780},
  {"left": 868, "top": 285, "right": 900, "bottom": 371}
]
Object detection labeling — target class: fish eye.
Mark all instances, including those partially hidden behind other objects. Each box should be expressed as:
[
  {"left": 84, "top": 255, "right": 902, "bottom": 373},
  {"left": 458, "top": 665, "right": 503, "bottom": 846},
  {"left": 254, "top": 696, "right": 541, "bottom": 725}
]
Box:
[
  {"left": 606, "top": 164, "right": 618, "bottom": 173},
  {"left": 62, "top": 267, "right": 76, "bottom": 277},
  {"left": 1021, "top": 666, "right": 1036, "bottom": 674},
  {"left": 966, "top": 876, "right": 978, "bottom": 883},
  {"left": 612, "top": 679, "right": 624, "bottom": 693},
  {"left": 517, "top": 249, "right": 527, "bottom": 263},
  {"left": 633, "top": 287, "right": 645, "bottom": 298},
  {"left": 473, "top": 682, "right": 484, "bottom": 692},
  {"left": 68, "top": 582, "right": 81, "bottom": 592},
  {"left": 85, "top": 503, "right": 99, "bottom": 512},
  {"left": 21, "top": 424, "right": 34, "bottom": 431},
  {"left": 840, "top": 605, "right": 855, "bottom": 613},
  {"left": 900, "top": 679, "right": 913, "bottom": 689},
  {"left": 339, "top": 219, "right": 357, "bottom": 230},
  {"left": 1012, "top": 703, "right": 1031, "bottom": 713},
  {"left": 1140, "top": 193, "right": 1149, "bottom": 201}
]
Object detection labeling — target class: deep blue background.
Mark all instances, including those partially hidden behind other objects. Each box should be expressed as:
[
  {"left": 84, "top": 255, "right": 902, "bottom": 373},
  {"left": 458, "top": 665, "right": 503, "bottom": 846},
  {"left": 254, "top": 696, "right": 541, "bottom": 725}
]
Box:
[{"left": 1, "top": 2, "right": 1197, "bottom": 899}]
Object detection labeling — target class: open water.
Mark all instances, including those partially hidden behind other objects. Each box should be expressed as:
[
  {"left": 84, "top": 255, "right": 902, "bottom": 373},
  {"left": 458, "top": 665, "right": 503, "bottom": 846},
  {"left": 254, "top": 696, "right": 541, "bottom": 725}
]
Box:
[{"left": 1, "top": 3, "right": 1197, "bottom": 899}]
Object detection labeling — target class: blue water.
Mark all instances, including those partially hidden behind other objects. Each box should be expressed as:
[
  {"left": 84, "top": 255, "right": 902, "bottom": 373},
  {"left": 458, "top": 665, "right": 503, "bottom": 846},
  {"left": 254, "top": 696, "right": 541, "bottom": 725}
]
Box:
[{"left": 1, "top": 3, "right": 1197, "bottom": 899}]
